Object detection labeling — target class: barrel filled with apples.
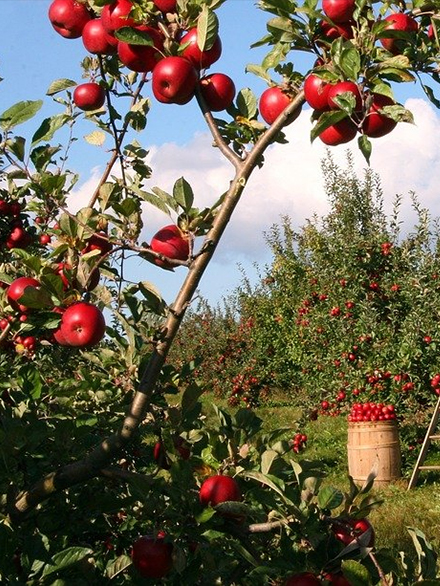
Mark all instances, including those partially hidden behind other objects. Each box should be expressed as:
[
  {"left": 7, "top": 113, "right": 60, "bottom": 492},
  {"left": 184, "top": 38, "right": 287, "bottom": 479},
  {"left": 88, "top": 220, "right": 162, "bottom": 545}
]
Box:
[{"left": 347, "top": 402, "right": 402, "bottom": 487}]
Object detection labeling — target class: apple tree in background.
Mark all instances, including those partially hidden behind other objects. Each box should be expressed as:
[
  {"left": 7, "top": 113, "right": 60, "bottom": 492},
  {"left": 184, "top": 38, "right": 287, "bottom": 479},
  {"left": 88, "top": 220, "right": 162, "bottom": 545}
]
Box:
[{"left": 1, "top": 0, "right": 440, "bottom": 582}]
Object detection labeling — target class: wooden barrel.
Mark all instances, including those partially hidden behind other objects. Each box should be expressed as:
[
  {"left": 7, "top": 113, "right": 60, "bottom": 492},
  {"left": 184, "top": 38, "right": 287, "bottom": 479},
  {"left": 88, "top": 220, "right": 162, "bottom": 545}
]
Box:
[{"left": 347, "top": 421, "right": 401, "bottom": 487}]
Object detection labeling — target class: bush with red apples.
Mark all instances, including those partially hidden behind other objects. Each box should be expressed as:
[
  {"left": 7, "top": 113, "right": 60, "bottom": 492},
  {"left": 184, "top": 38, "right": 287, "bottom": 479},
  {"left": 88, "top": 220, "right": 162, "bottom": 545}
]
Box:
[{"left": 1, "top": 0, "right": 440, "bottom": 583}]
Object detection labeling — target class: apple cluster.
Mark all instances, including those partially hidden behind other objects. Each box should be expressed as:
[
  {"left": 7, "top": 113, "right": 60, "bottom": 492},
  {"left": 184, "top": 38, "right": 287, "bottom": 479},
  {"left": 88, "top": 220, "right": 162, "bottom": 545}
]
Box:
[
  {"left": 131, "top": 474, "right": 241, "bottom": 579},
  {"left": 348, "top": 401, "right": 397, "bottom": 423},
  {"left": 303, "top": 0, "right": 427, "bottom": 146},
  {"left": 48, "top": 0, "right": 237, "bottom": 113},
  {"left": 291, "top": 432, "right": 308, "bottom": 453},
  {"left": 0, "top": 275, "right": 106, "bottom": 353},
  {"left": 0, "top": 198, "right": 33, "bottom": 251},
  {"left": 430, "top": 373, "right": 440, "bottom": 396}
]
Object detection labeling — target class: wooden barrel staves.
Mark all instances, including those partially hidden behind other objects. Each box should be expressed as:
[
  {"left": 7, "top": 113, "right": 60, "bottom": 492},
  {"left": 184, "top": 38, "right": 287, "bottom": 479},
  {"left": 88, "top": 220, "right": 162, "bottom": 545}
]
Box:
[{"left": 347, "top": 420, "right": 402, "bottom": 487}]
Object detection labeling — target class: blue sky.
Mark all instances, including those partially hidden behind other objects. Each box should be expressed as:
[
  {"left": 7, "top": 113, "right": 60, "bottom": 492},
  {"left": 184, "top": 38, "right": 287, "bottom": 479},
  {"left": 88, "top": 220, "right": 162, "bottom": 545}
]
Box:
[{"left": 2, "top": 2, "right": 440, "bottom": 306}]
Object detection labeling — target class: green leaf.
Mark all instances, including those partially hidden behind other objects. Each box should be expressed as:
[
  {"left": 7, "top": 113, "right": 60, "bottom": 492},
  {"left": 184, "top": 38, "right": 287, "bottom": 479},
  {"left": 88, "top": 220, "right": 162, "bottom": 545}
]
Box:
[
  {"left": 106, "top": 555, "right": 132, "bottom": 579},
  {"left": 243, "top": 471, "right": 286, "bottom": 499},
  {"left": 310, "top": 110, "right": 348, "bottom": 143},
  {"left": 358, "top": 134, "right": 372, "bottom": 165},
  {"left": 181, "top": 382, "right": 203, "bottom": 416},
  {"left": 32, "top": 114, "right": 70, "bottom": 145},
  {"left": 41, "top": 547, "right": 93, "bottom": 577},
  {"left": 196, "top": 507, "right": 217, "bottom": 523},
  {"left": 261, "top": 449, "right": 279, "bottom": 475},
  {"left": 318, "top": 485, "right": 344, "bottom": 510},
  {"left": 339, "top": 43, "right": 361, "bottom": 80},
  {"left": 245, "top": 64, "right": 272, "bottom": 84},
  {"left": 6, "top": 136, "right": 26, "bottom": 161},
  {"left": 340, "top": 560, "right": 371, "bottom": 586},
  {"left": 0, "top": 100, "right": 43, "bottom": 130},
  {"left": 46, "top": 78, "right": 77, "bottom": 96},
  {"left": 407, "top": 527, "right": 438, "bottom": 579},
  {"left": 236, "top": 88, "right": 258, "bottom": 119},
  {"left": 197, "top": 6, "right": 219, "bottom": 51},
  {"left": 173, "top": 177, "right": 194, "bottom": 212},
  {"left": 84, "top": 130, "right": 106, "bottom": 146},
  {"left": 114, "top": 26, "right": 155, "bottom": 45},
  {"left": 17, "top": 286, "right": 53, "bottom": 310}
]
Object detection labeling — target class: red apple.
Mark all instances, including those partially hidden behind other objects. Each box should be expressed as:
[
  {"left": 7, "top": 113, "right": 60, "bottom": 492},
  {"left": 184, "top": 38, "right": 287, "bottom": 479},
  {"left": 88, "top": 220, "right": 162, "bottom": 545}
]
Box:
[
  {"left": 324, "top": 573, "right": 351, "bottom": 586},
  {"left": 199, "top": 475, "right": 241, "bottom": 507},
  {"left": 199, "top": 73, "right": 236, "bottom": 111},
  {"left": 6, "top": 226, "right": 32, "bottom": 250},
  {"left": 101, "top": 0, "right": 135, "bottom": 34},
  {"left": 73, "top": 83, "right": 106, "bottom": 112},
  {"left": 318, "top": 118, "right": 357, "bottom": 145},
  {"left": 152, "top": 57, "right": 199, "bottom": 105},
  {"left": 131, "top": 535, "right": 173, "bottom": 579},
  {"left": 285, "top": 572, "right": 322, "bottom": 586},
  {"left": 153, "top": 0, "right": 177, "bottom": 12},
  {"left": 318, "top": 19, "right": 354, "bottom": 40},
  {"left": 81, "top": 18, "right": 118, "bottom": 55},
  {"left": 83, "top": 232, "right": 113, "bottom": 256},
  {"left": 322, "top": 0, "right": 355, "bottom": 23},
  {"left": 54, "top": 302, "right": 106, "bottom": 348},
  {"left": 180, "top": 28, "right": 222, "bottom": 70},
  {"left": 304, "top": 74, "right": 332, "bottom": 110},
  {"left": 327, "top": 81, "right": 362, "bottom": 111},
  {"left": 380, "top": 13, "right": 418, "bottom": 55},
  {"left": 7, "top": 277, "right": 41, "bottom": 313},
  {"left": 333, "top": 518, "right": 375, "bottom": 547},
  {"left": 48, "top": 0, "right": 91, "bottom": 39},
  {"left": 0, "top": 200, "right": 11, "bottom": 216},
  {"left": 362, "top": 94, "right": 397, "bottom": 138},
  {"left": 259, "top": 87, "right": 299, "bottom": 125},
  {"left": 117, "top": 26, "right": 164, "bottom": 73},
  {"left": 150, "top": 224, "right": 190, "bottom": 267}
]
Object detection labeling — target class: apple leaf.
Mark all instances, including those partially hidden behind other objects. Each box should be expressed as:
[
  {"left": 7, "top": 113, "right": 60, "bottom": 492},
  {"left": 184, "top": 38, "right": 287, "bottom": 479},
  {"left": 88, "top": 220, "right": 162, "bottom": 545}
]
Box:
[
  {"left": 114, "top": 27, "right": 154, "bottom": 46},
  {"left": 46, "top": 78, "right": 76, "bottom": 96},
  {"left": 421, "top": 83, "right": 440, "bottom": 109},
  {"left": 18, "top": 286, "right": 53, "bottom": 310},
  {"left": 85, "top": 130, "right": 106, "bottom": 146},
  {"left": 41, "top": 547, "right": 93, "bottom": 577},
  {"left": 340, "top": 560, "right": 371, "bottom": 586},
  {"left": 32, "top": 114, "right": 70, "bottom": 146},
  {"left": 197, "top": 6, "right": 219, "bottom": 52},
  {"left": 30, "top": 144, "right": 62, "bottom": 173},
  {"left": 0, "top": 100, "right": 43, "bottom": 130},
  {"left": 317, "top": 485, "right": 344, "bottom": 510},
  {"left": 237, "top": 88, "right": 258, "bottom": 119},
  {"left": 173, "top": 177, "right": 194, "bottom": 212},
  {"left": 245, "top": 64, "right": 272, "bottom": 84},
  {"left": 262, "top": 42, "right": 292, "bottom": 71},
  {"left": 358, "top": 134, "right": 372, "bottom": 165},
  {"left": 338, "top": 43, "right": 361, "bottom": 81},
  {"left": 261, "top": 449, "right": 279, "bottom": 475},
  {"left": 6, "top": 136, "right": 26, "bottom": 161},
  {"left": 310, "top": 110, "right": 348, "bottom": 143},
  {"left": 105, "top": 555, "right": 132, "bottom": 580},
  {"left": 407, "top": 527, "right": 438, "bottom": 580}
]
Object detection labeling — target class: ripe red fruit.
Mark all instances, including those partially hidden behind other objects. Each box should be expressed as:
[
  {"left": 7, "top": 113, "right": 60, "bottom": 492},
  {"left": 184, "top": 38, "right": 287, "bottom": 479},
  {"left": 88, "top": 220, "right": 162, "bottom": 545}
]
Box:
[
  {"left": 7, "top": 277, "right": 41, "bottom": 313},
  {"left": 285, "top": 572, "right": 321, "bottom": 586},
  {"left": 150, "top": 224, "right": 190, "bottom": 267},
  {"left": 22, "top": 336, "right": 37, "bottom": 351},
  {"left": 48, "top": 0, "right": 91, "bottom": 39},
  {"left": 0, "top": 200, "right": 11, "bottom": 216},
  {"left": 304, "top": 74, "right": 331, "bottom": 110},
  {"left": 153, "top": 0, "right": 177, "bottom": 12},
  {"left": 117, "top": 25, "right": 164, "bottom": 73},
  {"left": 322, "top": 0, "right": 355, "bottom": 23},
  {"left": 199, "top": 73, "right": 236, "bottom": 111},
  {"left": 318, "top": 118, "right": 357, "bottom": 145},
  {"left": 73, "top": 83, "right": 106, "bottom": 112},
  {"left": 327, "top": 81, "right": 362, "bottom": 111},
  {"left": 152, "top": 56, "right": 198, "bottom": 105},
  {"left": 324, "top": 572, "right": 351, "bottom": 586},
  {"left": 333, "top": 518, "right": 375, "bottom": 547},
  {"left": 362, "top": 94, "right": 397, "bottom": 138},
  {"left": 81, "top": 18, "right": 118, "bottom": 55},
  {"left": 101, "top": 0, "right": 135, "bottom": 34},
  {"left": 259, "top": 87, "right": 299, "bottom": 125},
  {"left": 199, "top": 475, "right": 241, "bottom": 507},
  {"left": 83, "top": 232, "right": 113, "bottom": 256},
  {"left": 319, "top": 19, "right": 354, "bottom": 40},
  {"left": 180, "top": 28, "right": 222, "bottom": 70},
  {"left": 380, "top": 13, "right": 418, "bottom": 55},
  {"left": 39, "top": 234, "right": 51, "bottom": 245},
  {"left": 6, "top": 226, "right": 31, "bottom": 250},
  {"left": 53, "top": 302, "right": 106, "bottom": 348},
  {"left": 131, "top": 535, "right": 173, "bottom": 579}
]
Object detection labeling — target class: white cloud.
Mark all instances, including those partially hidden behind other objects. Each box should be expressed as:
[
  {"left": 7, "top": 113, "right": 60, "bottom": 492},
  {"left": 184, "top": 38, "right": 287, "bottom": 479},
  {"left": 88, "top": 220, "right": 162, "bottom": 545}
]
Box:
[{"left": 67, "top": 99, "right": 440, "bottom": 303}]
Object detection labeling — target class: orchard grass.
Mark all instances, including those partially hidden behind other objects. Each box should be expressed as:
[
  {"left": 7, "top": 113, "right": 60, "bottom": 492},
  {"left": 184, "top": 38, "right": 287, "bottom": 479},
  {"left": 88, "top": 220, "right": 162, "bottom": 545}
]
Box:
[{"left": 195, "top": 391, "right": 440, "bottom": 559}]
